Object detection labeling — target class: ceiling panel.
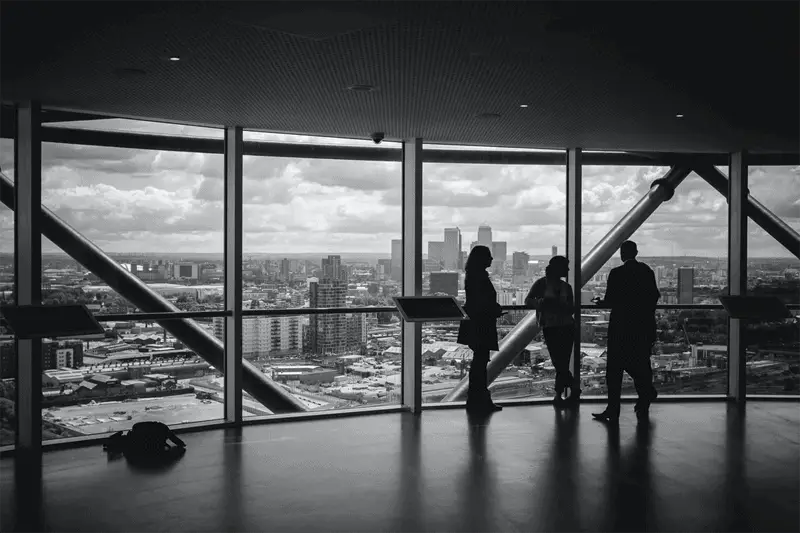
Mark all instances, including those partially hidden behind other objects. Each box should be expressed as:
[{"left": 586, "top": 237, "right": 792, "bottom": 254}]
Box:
[{"left": 1, "top": 1, "right": 797, "bottom": 153}]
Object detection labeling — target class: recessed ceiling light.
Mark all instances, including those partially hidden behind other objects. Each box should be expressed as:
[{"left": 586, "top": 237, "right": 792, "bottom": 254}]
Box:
[
  {"left": 520, "top": 104, "right": 529, "bottom": 108},
  {"left": 676, "top": 113, "right": 684, "bottom": 118},
  {"left": 346, "top": 84, "right": 376, "bottom": 92},
  {"left": 169, "top": 56, "right": 181, "bottom": 61}
]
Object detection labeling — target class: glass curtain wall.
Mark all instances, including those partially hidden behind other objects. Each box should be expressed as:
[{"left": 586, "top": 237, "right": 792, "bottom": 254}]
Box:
[
  {"left": 422, "top": 153, "right": 567, "bottom": 403},
  {"left": 35, "top": 119, "right": 226, "bottom": 441},
  {"left": 0, "top": 137, "right": 15, "bottom": 445},
  {"left": 745, "top": 165, "right": 800, "bottom": 395},
  {"left": 581, "top": 166, "right": 728, "bottom": 397},
  {"left": 241, "top": 130, "right": 402, "bottom": 413}
]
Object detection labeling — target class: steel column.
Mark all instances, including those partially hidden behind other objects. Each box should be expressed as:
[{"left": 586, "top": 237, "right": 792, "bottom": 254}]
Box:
[
  {"left": 693, "top": 164, "right": 800, "bottom": 260},
  {"left": 566, "top": 148, "right": 582, "bottom": 385},
  {"left": 401, "top": 139, "right": 423, "bottom": 413},
  {"left": 728, "top": 152, "right": 747, "bottom": 403},
  {"left": 443, "top": 165, "right": 691, "bottom": 402},
  {"left": 224, "top": 127, "right": 243, "bottom": 422},
  {"left": 13, "top": 102, "right": 42, "bottom": 453},
  {"left": 0, "top": 173, "right": 306, "bottom": 413}
]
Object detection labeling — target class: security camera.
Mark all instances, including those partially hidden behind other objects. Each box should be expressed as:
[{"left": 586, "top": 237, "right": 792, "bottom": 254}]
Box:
[{"left": 371, "top": 132, "right": 385, "bottom": 144}]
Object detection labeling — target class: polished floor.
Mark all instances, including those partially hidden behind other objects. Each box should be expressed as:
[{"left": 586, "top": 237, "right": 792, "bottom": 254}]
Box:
[{"left": 1, "top": 401, "right": 799, "bottom": 532}]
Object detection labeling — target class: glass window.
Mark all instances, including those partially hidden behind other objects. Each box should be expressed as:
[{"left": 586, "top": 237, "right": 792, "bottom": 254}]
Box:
[
  {"left": 0, "top": 137, "right": 15, "bottom": 446},
  {"left": 242, "top": 141, "right": 402, "bottom": 412},
  {"left": 581, "top": 166, "right": 728, "bottom": 397},
  {"left": 41, "top": 318, "right": 223, "bottom": 440},
  {"left": 746, "top": 165, "right": 800, "bottom": 396},
  {"left": 423, "top": 160, "right": 567, "bottom": 403},
  {"left": 240, "top": 312, "right": 402, "bottom": 414},
  {"left": 40, "top": 141, "right": 225, "bottom": 314}
]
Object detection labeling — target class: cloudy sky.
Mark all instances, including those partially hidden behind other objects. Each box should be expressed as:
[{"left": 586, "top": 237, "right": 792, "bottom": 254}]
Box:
[{"left": 0, "top": 119, "right": 797, "bottom": 259}]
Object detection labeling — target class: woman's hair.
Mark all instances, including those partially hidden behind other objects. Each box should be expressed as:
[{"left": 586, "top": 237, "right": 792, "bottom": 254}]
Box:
[
  {"left": 546, "top": 255, "right": 569, "bottom": 279},
  {"left": 465, "top": 245, "right": 491, "bottom": 272}
]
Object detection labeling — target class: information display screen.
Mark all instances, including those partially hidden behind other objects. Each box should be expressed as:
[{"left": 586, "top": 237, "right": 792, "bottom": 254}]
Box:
[
  {"left": 392, "top": 296, "right": 467, "bottom": 322},
  {"left": 1, "top": 305, "right": 104, "bottom": 339}
]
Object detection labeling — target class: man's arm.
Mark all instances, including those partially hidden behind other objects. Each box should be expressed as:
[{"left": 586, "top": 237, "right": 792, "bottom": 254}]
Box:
[{"left": 597, "top": 269, "right": 616, "bottom": 307}]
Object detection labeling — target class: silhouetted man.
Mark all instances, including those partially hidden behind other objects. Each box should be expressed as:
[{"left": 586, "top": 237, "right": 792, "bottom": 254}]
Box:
[{"left": 593, "top": 241, "right": 660, "bottom": 422}]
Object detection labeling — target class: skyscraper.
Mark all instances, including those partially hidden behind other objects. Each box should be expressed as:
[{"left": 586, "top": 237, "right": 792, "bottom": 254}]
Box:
[
  {"left": 512, "top": 252, "right": 530, "bottom": 276},
  {"left": 280, "top": 258, "right": 291, "bottom": 280},
  {"left": 677, "top": 267, "right": 694, "bottom": 304},
  {"left": 321, "top": 255, "right": 346, "bottom": 281},
  {"left": 552, "top": 245, "right": 558, "bottom": 257},
  {"left": 391, "top": 239, "right": 403, "bottom": 282},
  {"left": 443, "top": 228, "right": 462, "bottom": 270},
  {"left": 427, "top": 241, "right": 444, "bottom": 265},
  {"left": 429, "top": 271, "right": 459, "bottom": 296},
  {"left": 491, "top": 241, "right": 507, "bottom": 262},
  {"left": 478, "top": 225, "right": 492, "bottom": 248},
  {"left": 310, "top": 278, "right": 349, "bottom": 355},
  {"left": 377, "top": 258, "right": 391, "bottom": 279}
]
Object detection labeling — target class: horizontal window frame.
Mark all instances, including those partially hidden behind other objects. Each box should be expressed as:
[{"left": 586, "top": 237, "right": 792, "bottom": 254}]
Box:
[{"left": 3, "top": 125, "right": 796, "bottom": 166}]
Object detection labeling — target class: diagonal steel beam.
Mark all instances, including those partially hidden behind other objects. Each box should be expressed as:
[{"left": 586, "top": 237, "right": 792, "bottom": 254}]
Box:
[
  {"left": 693, "top": 164, "right": 800, "bottom": 260},
  {"left": 442, "top": 166, "right": 692, "bottom": 402},
  {"left": 580, "top": 165, "right": 692, "bottom": 285},
  {"left": 0, "top": 171, "right": 307, "bottom": 413}
]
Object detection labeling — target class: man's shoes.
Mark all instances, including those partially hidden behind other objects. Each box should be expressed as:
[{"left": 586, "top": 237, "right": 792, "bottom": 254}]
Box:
[
  {"left": 635, "top": 389, "right": 658, "bottom": 413},
  {"left": 592, "top": 410, "right": 620, "bottom": 423}
]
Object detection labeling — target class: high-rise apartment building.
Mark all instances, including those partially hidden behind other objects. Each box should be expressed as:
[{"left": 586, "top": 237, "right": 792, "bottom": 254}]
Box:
[
  {"left": 552, "top": 245, "right": 558, "bottom": 257},
  {"left": 391, "top": 239, "right": 403, "bottom": 282},
  {"left": 322, "top": 255, "right": 347, "bottom": 281},
  {"left": 280, "top": 258, "right": 291, "bottom": 280},
  {"left": 512, "top": 252, "right": 530, "bottom": 276},
  {"left": 655, "top": 265, "right": 666, "bottom": 287},
  {"left": 429, "top": 271, "right": 459, "bottom": 296},
  {"left": 309, "top": 278, "right": 354, "bottom": 355},
  {"left": 677, "top": 267, "right": 695, "bottom": 304},
  {"left": 515, "top": 290, "right": 528, "bottom": 306},
  {"left": 443, "top": 228, "right": 462, "bottom": 270},
  {"left": 496, "top": 291, "right": 513, "bottom": 305},
  {"left": 213, "top": 316, "right": 302, "bottom": 359},
  {"left": 2, "top": 339, "right": 85, "bottom": 380},
  {"left": 377, "top": 258, "right": 391, "bottom": 279},
  {"left": 478, "top": 225, "right": 492, "bottom": 248}
]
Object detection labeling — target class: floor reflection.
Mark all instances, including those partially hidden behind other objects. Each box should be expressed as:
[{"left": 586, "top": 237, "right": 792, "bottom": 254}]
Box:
[
  {"left": 14, "top": 450, "right": 43, "bottom": 532},
  {"left": 397, "top": 413, "right": 423, "bottom": 532},
  {"left": 602, "top": 419, "right": 656, "bottom": 532},
  {"left": 722, "top": 404, "right": 749, "bottom": 532},
  {"left": 459, "top": 410, "right": 498, "bottom": 532}
]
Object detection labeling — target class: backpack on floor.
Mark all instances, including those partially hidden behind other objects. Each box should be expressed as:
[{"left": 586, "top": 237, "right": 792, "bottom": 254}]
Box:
[{"left": 103, "top": 421, "right": 186, "bottom": 456}]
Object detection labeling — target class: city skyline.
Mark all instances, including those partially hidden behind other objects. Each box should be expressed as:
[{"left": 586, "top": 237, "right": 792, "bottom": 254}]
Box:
[{"left": 0, "top": 119, "right": 798, "bottom": 258}]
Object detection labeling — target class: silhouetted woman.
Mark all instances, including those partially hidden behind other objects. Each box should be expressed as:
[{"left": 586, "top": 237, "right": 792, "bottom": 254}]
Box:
[
  {"left": 457, "top": 245, "right": 504, "bottom": 413},
  {"left": 525, "top": 255, "right": 579, "bottom": 407}
]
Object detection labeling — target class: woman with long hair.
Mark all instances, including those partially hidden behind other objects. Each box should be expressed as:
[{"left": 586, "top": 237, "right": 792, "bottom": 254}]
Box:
[
  {"left": 525, "top": 255, "right": 579, "bottom": 407},
  {"left": 457, "top": 245, "right": 504, "bottom": 413}
]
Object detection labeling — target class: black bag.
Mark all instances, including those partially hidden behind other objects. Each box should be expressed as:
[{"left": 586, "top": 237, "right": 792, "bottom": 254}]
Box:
[{"left": 104, "top": 421, "right": 186, "bottom": 457}]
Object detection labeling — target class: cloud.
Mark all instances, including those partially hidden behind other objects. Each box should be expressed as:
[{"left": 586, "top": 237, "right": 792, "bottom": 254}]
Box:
[{"left": 0, "top": 132, "right": 797, "bottom": 258}]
